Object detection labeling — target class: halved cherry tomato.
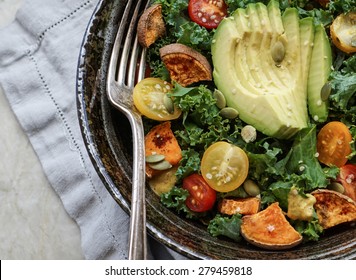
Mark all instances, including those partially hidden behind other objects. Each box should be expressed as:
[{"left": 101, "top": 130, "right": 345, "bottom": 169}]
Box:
[
  {"left": 201, "top": 141, "right": 249, "bottom": 192},
  {"left": 133, "top": 77, "right": 181, "bottom": 121},
  {"left": 182, "top": 173, "right": 217, "bottom": 212},
  {"left": 337, "top": 164, "right": 356, "bottom": 201},
  {"left": 330, "top": 11, "right": 356, "bottom": 54},
  {"left": 188, "top": 0, "right": 228, "bottom": 29},
  {"left": 316, "top": 121, "right": 352, "bottom": 167}
]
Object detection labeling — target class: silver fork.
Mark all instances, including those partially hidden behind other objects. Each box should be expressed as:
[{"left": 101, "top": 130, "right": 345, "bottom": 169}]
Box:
[{"left": 106, "top": 0, "right": 149, "bottom": 260}]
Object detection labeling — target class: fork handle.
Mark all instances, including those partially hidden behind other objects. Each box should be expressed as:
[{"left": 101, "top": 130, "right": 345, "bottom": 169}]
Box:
[{"left": 128, "top": 114, "right": 147, "bottom": 260}]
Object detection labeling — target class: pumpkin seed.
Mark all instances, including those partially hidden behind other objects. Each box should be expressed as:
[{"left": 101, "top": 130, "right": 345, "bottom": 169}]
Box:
[
  {"left": 271, "top": 41, "right": 285, "bottom": 64},
  {"left": 243, "top": 179, "right": 261, "bottom": 196},
  {"left": 145, "top": 154, "right": 165, "bottom": 163},
  {"left": 219, "top": 107, "right": 239, "bottom": 119},
  {"left": 241, "top": 125, "right": 257, "bottom": 143},
  {"left": 213, "top": 89, "right": 226, "bottom": 109},
  {"left": 163, "top": 95, "right": 174, "bottom": 114},
  {"left": 328, "top": 182, "right": 345, "bottom": 194},
  {"left": 320, "top": 82, "right": 332, "bottom": 101},
  {"left": 148, "top": 160, "right": 172, "bottom": 171}
]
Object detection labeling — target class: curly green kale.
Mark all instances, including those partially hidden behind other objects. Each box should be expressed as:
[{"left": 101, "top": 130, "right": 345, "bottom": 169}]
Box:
[
  {"left": 329, "top": 55, "right": 356, "bottom": 122},
  {"left": 208, "top": 214, "right": 242, "bottom": 242},
  {"left": 291, "top": 215, "right": 324, "bottom": 242},
  {"left": 171, "top": 84, "right": 243, "bottom": 150}
]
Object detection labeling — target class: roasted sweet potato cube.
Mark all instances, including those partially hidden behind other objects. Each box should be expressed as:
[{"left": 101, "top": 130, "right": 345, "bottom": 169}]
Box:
[
  {"left": 218, "top": 197, "right": 260, "bottom": 215},
  {"left": 159, "top": 43, "right": 212, "bottom": 87},
  {"left": 241, "top": 202, "right": 303, "bottom": 250},
  {"left": 145, "top": 121, "right": 182, "bottom": 178},
  {"left": 312, "top": 189, "right": 356, "bottom": 229},
  {"left": 137, "top": 4, "right": 166, "bottom": 48}
]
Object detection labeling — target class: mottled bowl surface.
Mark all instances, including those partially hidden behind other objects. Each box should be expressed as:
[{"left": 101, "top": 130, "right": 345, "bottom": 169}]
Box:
[{"left": 76, "top": 0, "right": 356, "bottom": 259}]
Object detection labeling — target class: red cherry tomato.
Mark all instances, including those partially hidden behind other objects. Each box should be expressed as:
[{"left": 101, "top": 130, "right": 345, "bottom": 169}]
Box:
[
  {"left": 188, "top": 0, "right": 228, "bottom": 29},
  {"left": 182, "top": 173, "right": 217, "bottom": 212},
  {"left": 337, "top": 164, "right": 356, "bottom": 201}
]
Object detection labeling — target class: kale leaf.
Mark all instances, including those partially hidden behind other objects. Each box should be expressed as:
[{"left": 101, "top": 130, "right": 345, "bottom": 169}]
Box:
[
  {"left": 171, "top": 84, "right": 243, "bottom": 150},
  {"left": 291, "top": 215, "right": 324, "bottom": 242},
  {"left": 207, "top": 214, "right": 242, "bottom": 242},
  {"left": 160, "top": 186, "right": 197, "bottom": 219},
  {"left": 329, "top": 0, "right": 356, "bottom": 13},
  {"left": 329, "top": 56, "right": 356, "bottom": 122}
]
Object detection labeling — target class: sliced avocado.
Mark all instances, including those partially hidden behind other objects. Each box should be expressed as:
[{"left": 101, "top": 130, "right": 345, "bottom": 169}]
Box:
[
  {"left": 267, "top": 0, "right": 284, "bottom": 35},
  {"left": 281, "top": 8, "right": 308, "bottom": 126},
  {"left": 307, "top": 24, "right": 332, "bottom": 122},
  {"left": 212, "top": 0, "right": 308, "bottom": 139},
  {"left": 299, "top": 17, "right": 315, "bottom": 92}
]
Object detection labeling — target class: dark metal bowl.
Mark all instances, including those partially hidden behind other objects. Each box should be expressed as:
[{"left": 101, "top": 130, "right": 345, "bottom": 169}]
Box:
[{"left": 76, "top": 0, "right": 356, "bottom": 259}]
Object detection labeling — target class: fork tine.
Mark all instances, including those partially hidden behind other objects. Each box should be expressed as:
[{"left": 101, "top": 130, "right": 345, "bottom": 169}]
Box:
[
  {"left": 127, "top": 38, "right": 147, "bottom": 88},
  {"left": 126, "top": 36, "right": 140, "bottom": 88},
  {"left": 107, "top": 0, "right": 132, "bottom": 87},
  {"left": 136, "top": 47, "right": 147, "bottom": 83},
  {"left": 118, "top": 0, "right": 143, "bottom": 85}
]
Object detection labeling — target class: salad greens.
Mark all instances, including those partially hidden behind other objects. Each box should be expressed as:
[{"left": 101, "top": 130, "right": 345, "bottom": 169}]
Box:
[
  {"left": 208, "top": 214, "right": 242, "bottom": 242},
  {"left": 146, "top": 0, "right": 356, "bottom": 243}
]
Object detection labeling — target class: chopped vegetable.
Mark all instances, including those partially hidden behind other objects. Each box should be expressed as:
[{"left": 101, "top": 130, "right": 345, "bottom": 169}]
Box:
[
  {"left": 182, "top": 173, "right": 217, "bottom": 212},
  {"left": 218, "top": 197, "right": 260, "bottom": 215},
  {"left": 144, "top": 121, "right": 182, "bottom": 178},
  {"left": 287, "top": 186, "right": 316, "bottom": 221},
  {"left": 133, "top": 77, "right": 181, "bottom": 121},
  {"left": 312, "top": 189, "right": 356, "bottom": 229},
  {"left": 159, "top": 43, "right": 212, "bottom": 86},
  {"left": 137, "top": 4, "right": 166, "bottom": 48},
  {"left": 241, "top": 202, "right": 303, "bottom": 250},
  {"left": 207, "top": 214, "right": 242, "bottom": 242},
  {"left": 200, "top": 141, "right": 249, "bottom": 192},
  {"left": 330, "top": 11, "right": 356, "bottom": 54},
  {"left": 148, "top": 165, "right": 178, "bottom": 195},
  {"left": 188, "top": 0, "right": 228, "bottom": 29},
  {"left": 316, "top": 121, "right": 352, "bottom": 167}
]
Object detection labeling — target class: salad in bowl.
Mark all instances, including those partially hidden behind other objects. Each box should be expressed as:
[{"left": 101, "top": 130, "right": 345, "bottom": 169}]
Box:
[{"left": 131, "top": 0, "right": 356, "bottom": 250}]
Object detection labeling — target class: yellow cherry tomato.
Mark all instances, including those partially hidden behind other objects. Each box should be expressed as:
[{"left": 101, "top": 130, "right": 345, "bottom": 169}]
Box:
[
  {"left": 330, "top": 12, "right": 356, "bottom": 54},
  {"left": 201, "top": 141, "right": 249, "bottom": 192},
  {"left": 133, "top": 77, "right": 181, "bottom": 121}
]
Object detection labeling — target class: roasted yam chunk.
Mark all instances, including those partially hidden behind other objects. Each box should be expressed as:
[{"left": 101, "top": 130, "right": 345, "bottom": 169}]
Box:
[
  {"left": 241, "top": 202, "right": 303, "bottom": 250},
  {"left": 144, "top": 121, "right": 182, "bottom": 178},
  {"left": 218, "top": 197, "right": 260, "bottom": 215},
  {"left": 312, "top": 189, "right": 356, "bottom": 229},
  {"left": 137, "top": 4, "right": 166, "bottom": 48},
  {"left": 159, "top": 43, "right": 212, "bottom": 87}
]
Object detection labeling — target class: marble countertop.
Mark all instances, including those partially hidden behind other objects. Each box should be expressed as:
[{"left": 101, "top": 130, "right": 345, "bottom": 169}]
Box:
[{"left": 0, "top": 0, "right": 83, "bottom": 259}]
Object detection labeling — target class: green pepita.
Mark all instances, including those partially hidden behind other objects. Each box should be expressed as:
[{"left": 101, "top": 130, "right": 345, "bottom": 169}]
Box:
[
  {"left": 243, "top": 179, "right": 261, "bottom": 196},
  {"left": 271, "top": 41, "right": 285, "bottom": 64},
  {"left": 213, "top": 89, "right": 226, "bottom": 109},
  {"left": 145, "top": 154, "right": 165, "bottom": 163},
  {"left": 148, "top": 160, "right": 172, "bottom": 171},
  {"left": 328, "top": 182, "right": 345, "bottom": 194},
  {"left": 320, "top": 82, "right": 332, "bottom": 101},
  {"left": 163, "top": 95, "right": 174, "bottom": 114},
  {"left": 219, "top": 107, "right": 239, "bottom": 119}
]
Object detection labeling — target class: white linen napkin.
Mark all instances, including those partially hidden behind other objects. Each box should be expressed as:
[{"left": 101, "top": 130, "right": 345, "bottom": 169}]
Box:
[{"left": 0, "top": 0, "right": 184, "bottom": 260}]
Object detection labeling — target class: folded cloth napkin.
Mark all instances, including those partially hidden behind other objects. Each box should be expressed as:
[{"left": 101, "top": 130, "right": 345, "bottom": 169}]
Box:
[{"left": 0, "top": 0, "right": 185, "bottom": 260}]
